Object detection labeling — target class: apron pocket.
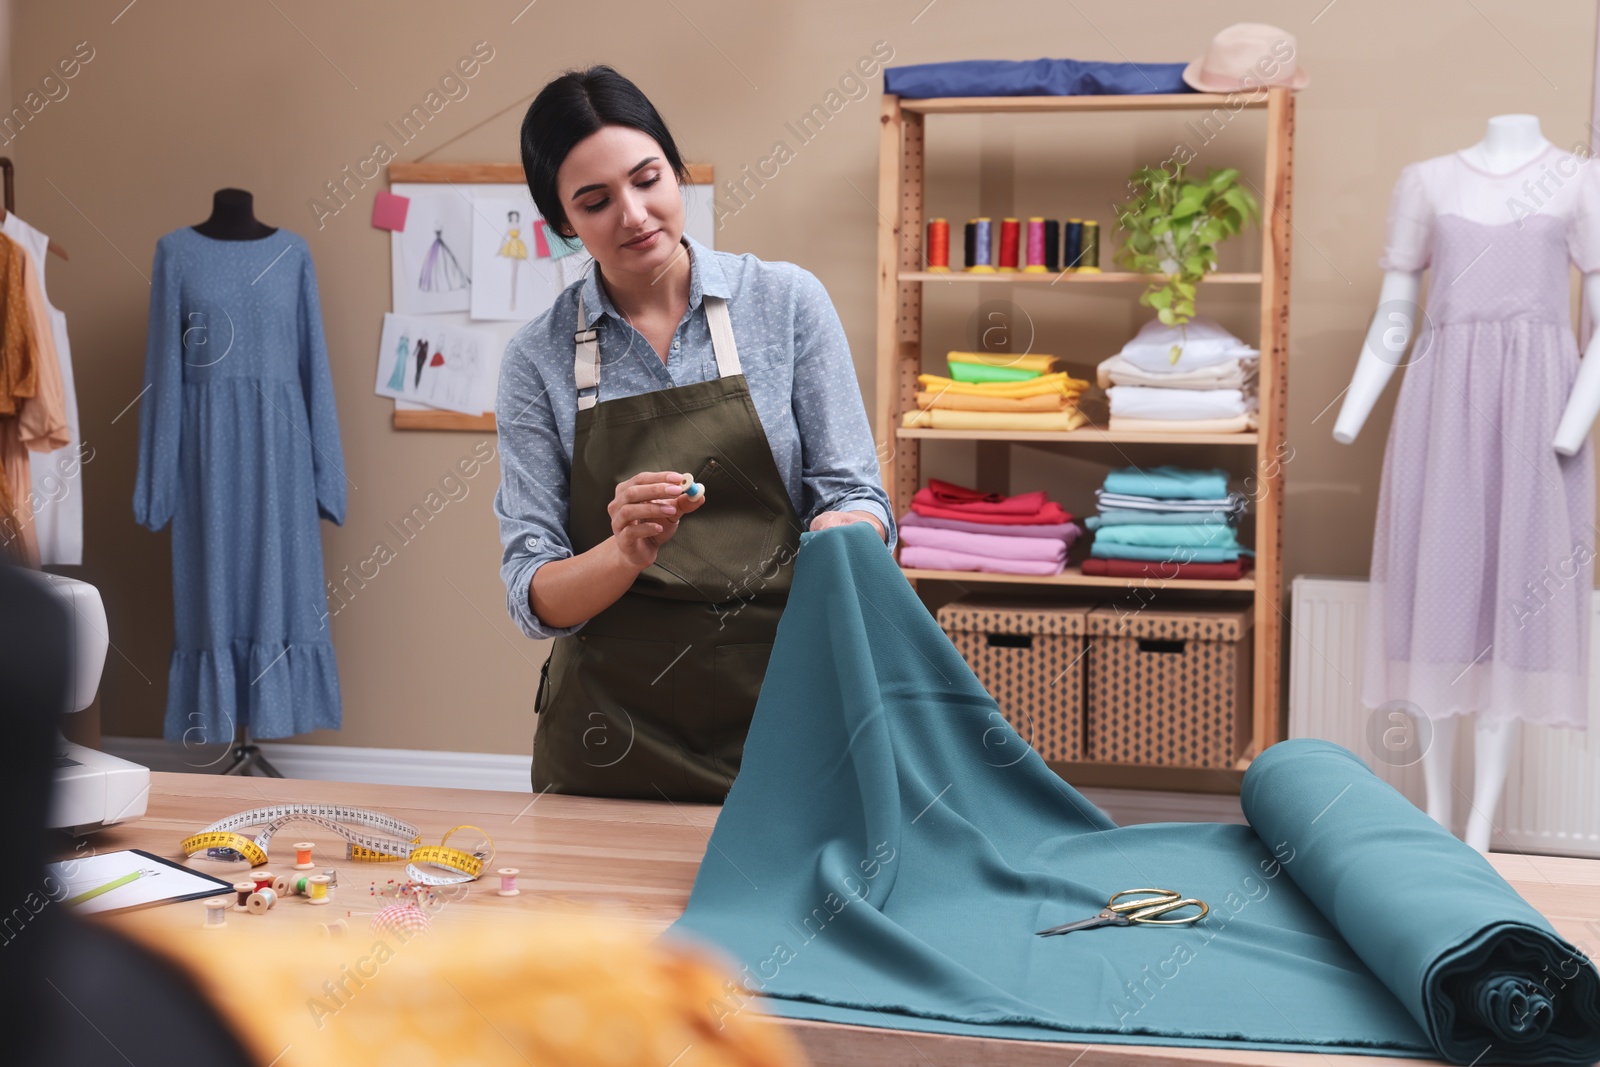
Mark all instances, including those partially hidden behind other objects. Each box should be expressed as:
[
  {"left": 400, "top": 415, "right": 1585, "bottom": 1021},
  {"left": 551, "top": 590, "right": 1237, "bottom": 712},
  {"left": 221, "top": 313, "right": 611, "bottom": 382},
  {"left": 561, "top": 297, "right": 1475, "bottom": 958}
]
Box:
[
  {"left": 559, "top": 633, "right": 681, "bottom": 769},
  {"left": 649, "top": 459, "right": 785, "bottom": 602},
  {"left": 710, "top": 641, "right": 775, "bottom": 748}
]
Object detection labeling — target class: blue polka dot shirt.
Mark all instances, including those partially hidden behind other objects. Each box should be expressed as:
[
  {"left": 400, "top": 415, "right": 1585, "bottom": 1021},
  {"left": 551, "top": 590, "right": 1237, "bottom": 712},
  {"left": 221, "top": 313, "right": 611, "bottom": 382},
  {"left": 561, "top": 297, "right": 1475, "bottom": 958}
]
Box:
[{"left": 493, "top": 232, "right": 895, "bottom": 640}]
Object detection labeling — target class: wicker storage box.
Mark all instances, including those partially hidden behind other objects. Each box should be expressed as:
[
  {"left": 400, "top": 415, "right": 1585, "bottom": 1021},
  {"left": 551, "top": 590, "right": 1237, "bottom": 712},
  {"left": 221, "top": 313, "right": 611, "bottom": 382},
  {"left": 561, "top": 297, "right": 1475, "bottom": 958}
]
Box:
[
  {"left": 936, "top": 597, "right": 1093, "bottom": 761},
  {"left": 1084, "top": 603, "right": 1252, "bottom": 768}
]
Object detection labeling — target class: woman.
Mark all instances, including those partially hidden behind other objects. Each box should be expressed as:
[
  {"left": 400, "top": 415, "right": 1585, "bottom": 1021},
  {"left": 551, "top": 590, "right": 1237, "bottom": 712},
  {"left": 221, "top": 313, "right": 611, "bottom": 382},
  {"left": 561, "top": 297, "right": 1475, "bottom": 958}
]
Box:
[{"left": 494, "top": 65, "right": 894, "bottom": 803}]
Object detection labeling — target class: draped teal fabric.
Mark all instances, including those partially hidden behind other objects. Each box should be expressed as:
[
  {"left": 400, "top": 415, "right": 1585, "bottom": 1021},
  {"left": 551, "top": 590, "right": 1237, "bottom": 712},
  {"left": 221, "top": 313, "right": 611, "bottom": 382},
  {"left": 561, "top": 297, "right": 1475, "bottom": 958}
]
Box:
[{"left": 665, "top": 523, "right": 1600, "bottom": 1064}]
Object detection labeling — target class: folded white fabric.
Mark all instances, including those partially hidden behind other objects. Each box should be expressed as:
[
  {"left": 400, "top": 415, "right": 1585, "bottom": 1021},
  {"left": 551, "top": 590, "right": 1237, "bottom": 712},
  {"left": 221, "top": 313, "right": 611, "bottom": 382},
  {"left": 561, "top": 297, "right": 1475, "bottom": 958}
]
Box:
[
  {"left": 1117, "top": 316, "right": 1259, "bottom": 374},
  {"left": 1096, "top": 352, "right": 1258, "bottom": 391},
  {"left": 1107, "top": 385, "right": 1255, "bottom": 420}
]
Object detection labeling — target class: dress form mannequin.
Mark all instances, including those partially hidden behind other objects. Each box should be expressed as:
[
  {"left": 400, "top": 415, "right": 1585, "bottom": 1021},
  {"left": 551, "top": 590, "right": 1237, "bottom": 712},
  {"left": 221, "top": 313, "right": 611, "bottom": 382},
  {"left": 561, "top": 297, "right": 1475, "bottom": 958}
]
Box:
[
  {"left": 192, "top": 188, "right": 277, "bottom": 241},
  {"left": 1335, "top": 115, "right": 1600, "bottom": 853}
]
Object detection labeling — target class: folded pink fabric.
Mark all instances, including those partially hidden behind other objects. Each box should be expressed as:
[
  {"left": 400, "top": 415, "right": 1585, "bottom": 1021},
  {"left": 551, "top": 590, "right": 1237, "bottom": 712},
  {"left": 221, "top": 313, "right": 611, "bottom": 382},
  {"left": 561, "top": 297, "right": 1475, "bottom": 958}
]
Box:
[
  {"left": 899, "top": 524, "right": 1067, "bottom": 562},
  {"left": 898, "top": 544, "right": 1065, "bottom": 576},
  {"left": 899, "top": 510, "right": 1082, "bottom": 541}
]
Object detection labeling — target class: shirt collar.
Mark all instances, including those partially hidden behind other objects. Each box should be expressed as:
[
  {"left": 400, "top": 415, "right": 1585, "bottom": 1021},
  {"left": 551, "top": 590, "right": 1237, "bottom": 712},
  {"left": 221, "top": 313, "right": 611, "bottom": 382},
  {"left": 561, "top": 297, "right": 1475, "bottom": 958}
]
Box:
[{"left": 577, "top": 231, "right": 729, "bottom": 331}]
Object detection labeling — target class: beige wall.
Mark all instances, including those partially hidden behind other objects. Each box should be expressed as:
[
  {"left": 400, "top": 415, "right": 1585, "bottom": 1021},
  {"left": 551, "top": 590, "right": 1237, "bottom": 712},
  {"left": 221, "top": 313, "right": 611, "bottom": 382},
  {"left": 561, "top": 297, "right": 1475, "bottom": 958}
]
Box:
[{"left": 12, "top": 1, "right": 1597, "bottom": 754}]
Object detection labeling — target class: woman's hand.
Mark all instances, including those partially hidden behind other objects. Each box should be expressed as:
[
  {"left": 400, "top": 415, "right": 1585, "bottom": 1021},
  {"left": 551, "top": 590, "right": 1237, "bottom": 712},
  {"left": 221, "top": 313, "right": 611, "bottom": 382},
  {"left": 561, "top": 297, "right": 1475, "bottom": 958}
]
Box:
[
  {"left": 609, "top": 470, "right": 707, "bottom": 571},
  {"left": 809, "top": 510, "right": 886, "bottom": 540}
]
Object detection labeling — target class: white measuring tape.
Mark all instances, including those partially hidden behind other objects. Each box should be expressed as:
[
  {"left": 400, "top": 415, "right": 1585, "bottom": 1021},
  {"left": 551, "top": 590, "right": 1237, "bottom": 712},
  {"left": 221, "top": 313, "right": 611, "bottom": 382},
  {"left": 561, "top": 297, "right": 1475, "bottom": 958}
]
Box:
[{"left": 179, "top": 804, "right": 493, "bottom": 886}]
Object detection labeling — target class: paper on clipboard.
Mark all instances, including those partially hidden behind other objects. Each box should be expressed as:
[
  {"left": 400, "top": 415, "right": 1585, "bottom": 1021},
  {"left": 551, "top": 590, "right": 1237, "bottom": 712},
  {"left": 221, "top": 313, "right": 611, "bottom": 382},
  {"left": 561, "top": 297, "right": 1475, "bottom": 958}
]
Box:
[{"left": 46, "top": 849, "right": 235, "bottom": 916}]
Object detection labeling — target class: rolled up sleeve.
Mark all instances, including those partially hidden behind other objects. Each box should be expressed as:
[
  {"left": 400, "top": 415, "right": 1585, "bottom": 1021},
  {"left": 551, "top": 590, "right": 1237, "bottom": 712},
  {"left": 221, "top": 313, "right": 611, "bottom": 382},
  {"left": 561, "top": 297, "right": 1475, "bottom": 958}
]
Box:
[
  {"left": 789, "top": 268, "right": 897, "bottom": 547},
  {"left": 493, "top": 329, "right": 584, "bottom": 640}
]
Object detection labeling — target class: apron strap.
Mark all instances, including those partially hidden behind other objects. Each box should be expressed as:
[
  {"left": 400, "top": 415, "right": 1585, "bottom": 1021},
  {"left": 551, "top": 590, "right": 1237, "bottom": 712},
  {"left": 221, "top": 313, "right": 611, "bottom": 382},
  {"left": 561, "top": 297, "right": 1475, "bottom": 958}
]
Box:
[{"left": 572, "top": 288, "right": 742, "bottom": 412}]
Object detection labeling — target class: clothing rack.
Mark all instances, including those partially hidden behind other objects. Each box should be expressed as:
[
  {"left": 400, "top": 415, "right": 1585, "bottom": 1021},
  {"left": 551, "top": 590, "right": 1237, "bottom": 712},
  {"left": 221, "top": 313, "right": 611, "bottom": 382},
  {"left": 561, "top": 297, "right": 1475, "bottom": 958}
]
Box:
[{"left": 0, "top": 157, "right": 69, "bottom": 260}]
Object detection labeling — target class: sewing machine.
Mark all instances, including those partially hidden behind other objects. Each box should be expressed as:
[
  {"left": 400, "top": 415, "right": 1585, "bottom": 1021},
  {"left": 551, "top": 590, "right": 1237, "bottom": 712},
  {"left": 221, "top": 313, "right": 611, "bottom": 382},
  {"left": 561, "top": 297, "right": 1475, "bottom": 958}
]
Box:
[{"left": 26, "top": 572, "right": 150, "bottom": 835}]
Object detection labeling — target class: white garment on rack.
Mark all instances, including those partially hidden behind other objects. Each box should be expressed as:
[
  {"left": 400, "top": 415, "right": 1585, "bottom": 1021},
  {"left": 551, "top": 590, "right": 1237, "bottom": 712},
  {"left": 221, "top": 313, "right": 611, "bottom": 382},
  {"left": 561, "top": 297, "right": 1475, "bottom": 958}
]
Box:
[
  {"left": 3, "top": 213, "right": 83, "bottom": 565},
  {"left": 1096, "top": 352, "right": 1257, "bottom": 391}
]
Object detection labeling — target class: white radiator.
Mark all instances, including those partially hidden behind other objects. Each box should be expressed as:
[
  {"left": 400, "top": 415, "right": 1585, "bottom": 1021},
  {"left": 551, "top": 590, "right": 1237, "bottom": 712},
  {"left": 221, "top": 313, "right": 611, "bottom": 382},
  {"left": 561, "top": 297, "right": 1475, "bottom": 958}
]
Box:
[{"left": 1288, "top": 576, "right": 1600, "bottom": 859}]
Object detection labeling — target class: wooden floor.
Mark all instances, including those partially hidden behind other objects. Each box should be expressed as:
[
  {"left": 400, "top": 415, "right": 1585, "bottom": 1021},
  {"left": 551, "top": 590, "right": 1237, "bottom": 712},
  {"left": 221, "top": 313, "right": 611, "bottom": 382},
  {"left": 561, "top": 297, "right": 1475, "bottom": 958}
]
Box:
[{"left": 68, "top": 772, "right": 1600, "bottom": 1067}]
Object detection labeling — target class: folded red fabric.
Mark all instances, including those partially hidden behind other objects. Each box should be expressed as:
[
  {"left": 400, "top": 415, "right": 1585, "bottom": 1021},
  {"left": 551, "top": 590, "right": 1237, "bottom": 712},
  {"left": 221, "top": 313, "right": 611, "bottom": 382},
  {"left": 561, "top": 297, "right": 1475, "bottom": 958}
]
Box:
[
  {"left": 1079, "top": 556, "right": 1254, "bottom": 581},
  {"left": 910, "top": 500, "right": 1073, "bottom": 525},
  {"left": 918, "top": 478, "right": 1049, "bottom": 515}
]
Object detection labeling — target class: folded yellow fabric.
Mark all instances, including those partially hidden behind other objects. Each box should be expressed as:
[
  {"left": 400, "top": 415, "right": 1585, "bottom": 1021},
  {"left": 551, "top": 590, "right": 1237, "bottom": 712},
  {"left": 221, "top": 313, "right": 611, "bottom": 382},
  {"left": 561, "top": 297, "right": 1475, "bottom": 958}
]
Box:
[
  {"left": 1107, "top": 412, "right": 1257, "bottom": 433},
  {"left": 916, "top": 372, "right": 1090, "bottom": 399},
  {"left": 947, "top": 350, "right": 1059, "bottom": 373},
  {"left": 914, "top": 390, "right": 1068, "bottom": 412},
  {"left": 902, "top": 407, "right": 1090, "bottom": 431}
]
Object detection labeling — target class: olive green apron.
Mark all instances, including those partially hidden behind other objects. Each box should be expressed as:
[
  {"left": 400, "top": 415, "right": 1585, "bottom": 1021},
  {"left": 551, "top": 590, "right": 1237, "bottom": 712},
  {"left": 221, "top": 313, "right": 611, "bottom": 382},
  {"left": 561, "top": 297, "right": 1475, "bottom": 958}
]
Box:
[{"left": 532, "top": 288, "right": 802, "bottom": 802}]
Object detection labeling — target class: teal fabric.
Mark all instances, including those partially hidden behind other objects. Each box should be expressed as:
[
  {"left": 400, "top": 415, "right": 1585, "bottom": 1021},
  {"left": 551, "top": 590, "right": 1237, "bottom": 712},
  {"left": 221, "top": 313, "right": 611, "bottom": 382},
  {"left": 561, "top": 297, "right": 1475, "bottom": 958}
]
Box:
[
  {"left": 1102, "top": 464, "right": 1229, "bottom": 500},
  {"left": 1086, "top": 508, "right": 1237, "bottom": 529},
  {"left": 665, "top": 523, "right": 1600, "bottom": 1064},
  {"left": 1090, "top": 523, "right": 1241, "bottom": 550},
  {"left": 1088, "top": 541, "right": 1246, "bottom": 562}
]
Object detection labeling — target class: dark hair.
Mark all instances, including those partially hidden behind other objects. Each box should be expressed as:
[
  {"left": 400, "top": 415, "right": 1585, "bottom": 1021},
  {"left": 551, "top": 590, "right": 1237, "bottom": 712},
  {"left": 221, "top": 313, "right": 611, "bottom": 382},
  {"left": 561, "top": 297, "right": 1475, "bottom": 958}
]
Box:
[{"left": 520, "top": 65, "right": 690, "bottom": 238}]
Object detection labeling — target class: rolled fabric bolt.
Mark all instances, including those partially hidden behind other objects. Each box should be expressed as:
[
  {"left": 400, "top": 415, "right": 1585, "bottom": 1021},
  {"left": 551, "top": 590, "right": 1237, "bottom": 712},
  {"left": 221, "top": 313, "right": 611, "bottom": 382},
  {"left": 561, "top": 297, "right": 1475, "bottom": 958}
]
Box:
[
  {"left": 246, "top": 887, "right": 277, "bottom": 915},
  {"left": 497, "top": 868, "right": 521, "bottom": 897},
  {"left": 233, "top": 882, "right": 255, "bottom": 911},
  {"left": 203, "top": 898, "right": 229, "bottom": 929},
  {"left": 307, "top": 875, "right": 332, "bottom": 906},
  {"left": 292, "top": 842, "right": 315, "bottom": 870}
]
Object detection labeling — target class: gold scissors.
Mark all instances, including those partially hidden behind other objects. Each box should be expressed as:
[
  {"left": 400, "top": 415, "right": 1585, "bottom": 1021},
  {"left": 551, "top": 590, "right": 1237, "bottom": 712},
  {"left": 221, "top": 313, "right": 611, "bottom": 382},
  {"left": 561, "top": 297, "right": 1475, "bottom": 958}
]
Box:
[{"left": 1036, "top": 888, "right": 1209, "bottom": 937}]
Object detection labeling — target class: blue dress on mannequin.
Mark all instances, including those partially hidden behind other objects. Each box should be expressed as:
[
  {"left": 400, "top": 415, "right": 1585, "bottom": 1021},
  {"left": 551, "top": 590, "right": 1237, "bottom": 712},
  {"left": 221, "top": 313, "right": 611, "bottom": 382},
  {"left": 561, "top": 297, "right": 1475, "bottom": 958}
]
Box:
[{"left": 134, "top": 226, "right": 346, "bottom": 742}]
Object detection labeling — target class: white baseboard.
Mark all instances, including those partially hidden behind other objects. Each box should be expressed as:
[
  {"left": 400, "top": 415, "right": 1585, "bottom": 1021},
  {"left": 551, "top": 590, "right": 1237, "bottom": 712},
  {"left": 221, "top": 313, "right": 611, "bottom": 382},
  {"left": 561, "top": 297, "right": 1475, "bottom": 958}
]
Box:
[
  {"left": 101, "top": 737, "right": 532, "bottom": 793},
  {"left": 98, "top": 737, "right": 1241, "bottom": 824}
]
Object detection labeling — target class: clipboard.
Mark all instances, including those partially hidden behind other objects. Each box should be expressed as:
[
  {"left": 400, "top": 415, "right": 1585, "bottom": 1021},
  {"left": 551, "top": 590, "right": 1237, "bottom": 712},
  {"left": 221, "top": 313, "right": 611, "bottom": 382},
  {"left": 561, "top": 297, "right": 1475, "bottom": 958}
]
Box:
[{"left": 46, "top": 848, "right": 237, "bottom": 916}]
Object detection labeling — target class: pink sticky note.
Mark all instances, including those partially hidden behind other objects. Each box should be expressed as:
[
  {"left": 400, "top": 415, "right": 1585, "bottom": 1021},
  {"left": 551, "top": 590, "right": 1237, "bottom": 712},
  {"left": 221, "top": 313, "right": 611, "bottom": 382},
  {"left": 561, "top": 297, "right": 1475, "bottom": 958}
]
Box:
[
  {"left": 532, "top": 219, "right": 551, "bottom": 258},
  {"left": 371, "top": 191, "right": 410, "bottom": 232}
]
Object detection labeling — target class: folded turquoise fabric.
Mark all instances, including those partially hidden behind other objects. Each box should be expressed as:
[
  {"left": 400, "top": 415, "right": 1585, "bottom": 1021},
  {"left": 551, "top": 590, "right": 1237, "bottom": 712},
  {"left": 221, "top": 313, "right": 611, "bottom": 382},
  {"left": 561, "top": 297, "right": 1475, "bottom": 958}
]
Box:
[
  {"left": 1090, "top": 523, "right": 1241, "bottom": 549},
  {"left": 1088, "top": 541, "right": 1245, "bottom": 562},
  {"left": 665, "top": 523, "right": 1600, "bottom": 1064},
  {"left": 1103, "top": 464, "right": 1229, "bottom": 500},
  {"left": 1086, "top": 508, "right": 1238, "bottom": 529}
]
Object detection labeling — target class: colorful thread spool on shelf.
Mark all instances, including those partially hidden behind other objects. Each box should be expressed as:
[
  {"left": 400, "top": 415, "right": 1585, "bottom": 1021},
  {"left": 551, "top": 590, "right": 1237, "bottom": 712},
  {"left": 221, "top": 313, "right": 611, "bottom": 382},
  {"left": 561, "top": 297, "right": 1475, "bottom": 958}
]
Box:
[
  {"left": 1023, "top": 218, "right": 1049, "bottom": 273},
  {"left": 203, "top": 898, "right": 229, "bottom": 930},
  {"left": 1063, "top": 219, "right": 1084, "bottom": 271},
  {"left": 497, "top": 868, "right": 520, "bottom": 897},
  {"left": 292, "top": 842, "right": 316, "bottom": 870},
  {"left": 997, "top": 217, "right": 1020, "bottom": 272},
  {"left": 926, "top": 218, "right": 950, "bottom": 272},
  {"left": 246, "top": 887, "right": 277, "bottom": 915},
  {"left": 233, "top": 882, "right": 255, "bottom": 911},
  {"left": 307, "top": 875, "right": 332, "bottom": 906},
  {"left": 965, "top": 218, "right": 996, "bottom": 272},
  {"left": 1078, "top": 220, "right": 1101, "bottom": 273}
]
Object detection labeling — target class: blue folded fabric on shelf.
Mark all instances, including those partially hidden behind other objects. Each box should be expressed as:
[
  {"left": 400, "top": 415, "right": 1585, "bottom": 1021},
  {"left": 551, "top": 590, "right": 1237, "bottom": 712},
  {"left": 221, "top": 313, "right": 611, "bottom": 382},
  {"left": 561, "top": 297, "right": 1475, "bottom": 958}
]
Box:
[
  {"left": 883, "top": 58, "right": 1192, "bottom": 98},
  {"left": 1089, "top": 541, "right": 1244, "bottom": 563},
  {"left": 1103, "top": 464, "right": 1230, "bottom": 500},
  {"left": 664, "top": 522, "right": 1600, "bottom": 1064},
  {"left": 1091, "top": 523, "right": 1242, "bottom": 550},
  {"left": 1086, "top": 508, "right": 1238, "bottom": 529}
]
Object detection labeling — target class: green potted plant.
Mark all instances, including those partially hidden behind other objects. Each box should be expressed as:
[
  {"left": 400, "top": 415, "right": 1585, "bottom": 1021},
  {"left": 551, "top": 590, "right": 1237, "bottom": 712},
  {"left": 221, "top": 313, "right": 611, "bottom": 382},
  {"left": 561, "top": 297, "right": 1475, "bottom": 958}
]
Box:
[{"left": 1115, "top": 161, "right": 1260, "bottom": 346}]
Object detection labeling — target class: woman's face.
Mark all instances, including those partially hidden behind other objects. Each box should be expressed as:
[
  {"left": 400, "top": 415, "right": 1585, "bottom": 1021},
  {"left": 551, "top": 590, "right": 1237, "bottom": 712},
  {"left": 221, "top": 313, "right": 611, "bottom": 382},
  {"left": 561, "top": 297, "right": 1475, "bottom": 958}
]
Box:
[{"left": 556, "top": 124, "right": 684, "bottom": 274}]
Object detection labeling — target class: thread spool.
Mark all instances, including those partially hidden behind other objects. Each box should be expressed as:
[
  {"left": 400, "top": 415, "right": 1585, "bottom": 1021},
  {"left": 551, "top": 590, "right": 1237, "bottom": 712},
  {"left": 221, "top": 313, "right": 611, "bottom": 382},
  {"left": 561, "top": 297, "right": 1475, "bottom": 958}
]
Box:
[
  {"left": 1063, "top": 219, "right": 1084, "bottom": 271},
  {"left": 292, "top": 842, "right": 315, "bottom": 870},
  {"left": 246, "top": 887, "right": 277, "bottom": 915},
  {"left": 1078, "top": 220, "right": 1101, "bottom": 273},
  {"left": 926, "top": 218, "right": 950, "bottom": 272},
  {"left": 996, "top": 217, "right": 1020, "bottom": 271},
  {"left": 1043, "top": 219, "right": 1061, "bottom": 273},
  {"left": 250, "top": 871, "right": 275, "bottom": 893},
  {"left": 203, "top": 898, "right": 229, "bottom": 930},
  {"left": 679, "top": 473, "right": 703, "bottom": 501},
  {"left": 966, "top": 218, "right": 995, "bottom": 272},
  {"left": 320, "top": 918, "right": 348, "bottom": 938},
  {"left": 497, "top": 868, "right": 521, "bottom": 897},
  {"left": 233, "top": 882, "right": 255, "bottom": 911},
  {"left": 307, "top": 875, "right": 332, "bottom": 906},
  {"left": 1023, "top": 218, "right": 1048, "bottom": 273}
]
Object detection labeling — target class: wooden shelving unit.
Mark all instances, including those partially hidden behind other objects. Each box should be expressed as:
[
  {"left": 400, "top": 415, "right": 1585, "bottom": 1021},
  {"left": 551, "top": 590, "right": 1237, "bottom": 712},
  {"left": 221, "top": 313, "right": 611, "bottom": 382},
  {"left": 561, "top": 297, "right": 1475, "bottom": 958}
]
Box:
[{"left": 874, "top": 88, "right": 1294, "bottom": 774}]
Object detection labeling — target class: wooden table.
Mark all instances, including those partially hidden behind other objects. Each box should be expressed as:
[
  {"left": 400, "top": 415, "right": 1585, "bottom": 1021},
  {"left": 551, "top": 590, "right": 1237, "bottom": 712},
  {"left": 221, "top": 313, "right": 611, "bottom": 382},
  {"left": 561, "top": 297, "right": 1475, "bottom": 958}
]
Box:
[{"left": 79, "top": 772, "right": 1600, "bottom": 1067}]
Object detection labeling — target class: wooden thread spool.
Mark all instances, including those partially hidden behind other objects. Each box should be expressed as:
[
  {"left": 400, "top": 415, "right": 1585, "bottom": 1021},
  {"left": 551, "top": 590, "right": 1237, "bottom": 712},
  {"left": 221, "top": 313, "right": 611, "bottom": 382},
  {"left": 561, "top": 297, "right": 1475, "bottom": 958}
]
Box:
[
  {"left": 233, "top": 882, "right": 255, "bottom": 911},
  {"left": 926, "top": 218, "right": 950, "bottom": 272},
  {"left": 250, "top": 871, "right": 275, "bottom": 893},
  {"left": 292, "top": 842, "right": 316, "bottom": 870},
  {"left": 320, "top": 918, "right": 348, "bottom": 938},
  {"left": 203, "top": 898, "right": 229, "bottom": 929},
  {"left": 307, "top": 875, "right": 332, "bottom": 906},
  {"left": 497, "top": 868, "right": 520, "bottom": 897},
  {"left": 246, "top": 887, "right": 277, "bottom": 915}
]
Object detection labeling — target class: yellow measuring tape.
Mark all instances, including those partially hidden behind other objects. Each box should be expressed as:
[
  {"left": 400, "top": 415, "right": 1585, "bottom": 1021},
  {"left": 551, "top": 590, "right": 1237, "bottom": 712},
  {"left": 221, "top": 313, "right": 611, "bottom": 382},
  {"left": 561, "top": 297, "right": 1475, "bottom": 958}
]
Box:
[{"left": 179, "top": 805, "right": 493, "bottom": 885}]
